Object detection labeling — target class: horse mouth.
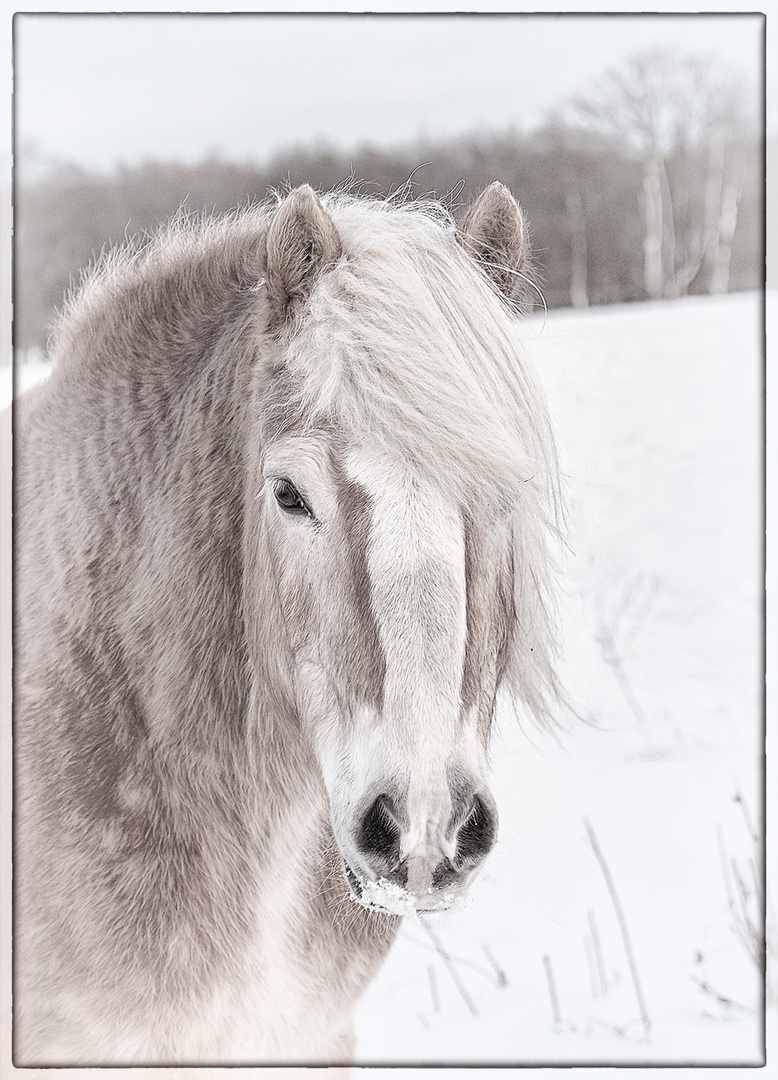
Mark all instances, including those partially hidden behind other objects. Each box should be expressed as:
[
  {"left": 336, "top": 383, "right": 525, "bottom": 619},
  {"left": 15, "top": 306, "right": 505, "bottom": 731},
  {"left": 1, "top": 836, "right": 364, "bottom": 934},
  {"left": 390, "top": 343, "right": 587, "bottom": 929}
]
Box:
[
  {"left": 344, "top": 862, "right": 367, "bottom": 901},
  {"left": 343, "top": 861, "right": 456, "bottom": 916}
]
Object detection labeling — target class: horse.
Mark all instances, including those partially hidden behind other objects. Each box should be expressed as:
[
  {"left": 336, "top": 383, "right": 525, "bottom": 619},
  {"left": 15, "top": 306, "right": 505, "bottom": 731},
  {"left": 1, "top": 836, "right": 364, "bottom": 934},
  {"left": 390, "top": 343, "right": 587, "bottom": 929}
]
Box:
[{"left": 14, "top": 182, "right": 562, "bottom": 1066}]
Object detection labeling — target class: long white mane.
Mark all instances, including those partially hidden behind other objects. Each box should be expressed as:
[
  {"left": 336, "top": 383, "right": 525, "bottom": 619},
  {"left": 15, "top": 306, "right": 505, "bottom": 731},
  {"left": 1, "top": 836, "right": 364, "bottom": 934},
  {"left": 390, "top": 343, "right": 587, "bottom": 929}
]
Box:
[{"left": 278, "top": 193, "right": 565, "bottom": 724}]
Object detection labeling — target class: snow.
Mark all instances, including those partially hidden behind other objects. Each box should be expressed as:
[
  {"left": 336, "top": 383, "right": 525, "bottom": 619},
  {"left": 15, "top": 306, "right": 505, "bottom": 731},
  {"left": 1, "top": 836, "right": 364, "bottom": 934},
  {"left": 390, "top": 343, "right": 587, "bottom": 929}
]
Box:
[
  {"left": 350, "top": 875, "right": 422, "bottom": 917},
  {"left": 4, "top": 292, "right": 771, "bottom": 1068}
]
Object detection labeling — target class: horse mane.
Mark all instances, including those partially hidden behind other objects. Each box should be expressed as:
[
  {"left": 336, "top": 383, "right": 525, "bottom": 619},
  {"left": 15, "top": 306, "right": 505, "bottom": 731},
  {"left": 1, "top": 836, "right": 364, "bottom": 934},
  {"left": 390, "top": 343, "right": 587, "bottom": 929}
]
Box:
[{"left": 49, "top": 190, "right": 565, "bottom": 728}]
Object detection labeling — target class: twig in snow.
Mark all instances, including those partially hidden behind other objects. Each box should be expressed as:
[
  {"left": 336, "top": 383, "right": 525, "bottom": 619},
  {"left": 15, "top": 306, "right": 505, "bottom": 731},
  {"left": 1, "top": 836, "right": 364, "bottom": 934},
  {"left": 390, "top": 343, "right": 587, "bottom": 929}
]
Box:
[
  {"left": 596, "top": 572, "right": 660, "bottom": 729},
  {"left": 543, "top": 954, "right": 561, "bottom": 1029},
  {"left": 586, "top": 1016, "right": 648, "bottom": 1040},
  {"left": 588, "top": 908, "right": 607, "bottom": 997},
  {"left": 733, "top": 785, "right": 758, "bottom": 845},
  {"left": 717, "top": 815, "right": 766, "bottom": 974},
  {"left": 717, "top": 823, "right": 736, "bottom": 907},
  {"left": 428, "top": 965, "right": 440, "bottom": 1013},
  {"left": 542, "top": 955, "right": 576, "bottom": 1034},
  {"left": 584, "top": 817, "right": 651, "bottom": 1041},
  {"left": 600, "top": 572, "right": 659, "bottom": 655},
  {"left": 690, "top": 975, "right": 755, "bottom": 1014},
  {"left": 481, "top": 942, "right": 508, "bottom": 988},
  {"left": 731, "top": 857, "right": 765, "bottom": 973},
  {"left": 600, "top": 641, "right": 650, "bottom": 726},
  {"left": 417, "top": 914, "right": 478, "bottom": 1018},
  {"left": 584, "top": 935, "right": 599, "bottom": 1000},
  {"left": 403, "top": 925, "right": 495, "bottom": 982}
]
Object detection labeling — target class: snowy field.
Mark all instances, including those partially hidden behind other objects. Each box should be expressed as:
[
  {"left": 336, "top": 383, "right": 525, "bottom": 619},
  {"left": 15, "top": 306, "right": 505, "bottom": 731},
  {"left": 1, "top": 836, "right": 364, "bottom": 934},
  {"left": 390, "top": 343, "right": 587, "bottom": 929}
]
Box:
[
  {"left": 3, "top": 292, "right": 771, "bottom": 1070},
  {"left": 353, "top": 292, "right": 769, "bottom": 1069}
]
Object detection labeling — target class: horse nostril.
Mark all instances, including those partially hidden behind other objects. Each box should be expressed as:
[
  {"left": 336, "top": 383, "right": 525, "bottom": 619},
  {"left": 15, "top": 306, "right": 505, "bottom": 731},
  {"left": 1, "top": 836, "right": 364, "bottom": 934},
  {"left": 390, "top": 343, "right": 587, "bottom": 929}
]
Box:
[
  {"left": 455, "top": 794, "right": 496, "bottom": 867},
  {"left": 358, "top": 794, "right": 401, "bottom": 864},
  {"left": 431, "top": 857, "right": 458, "bottom": 888}
]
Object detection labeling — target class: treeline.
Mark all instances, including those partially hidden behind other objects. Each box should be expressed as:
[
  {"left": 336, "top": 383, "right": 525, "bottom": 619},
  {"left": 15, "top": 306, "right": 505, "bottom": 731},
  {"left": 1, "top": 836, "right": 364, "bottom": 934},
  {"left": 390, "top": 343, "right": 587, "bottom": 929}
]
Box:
[{"left": 14, "top": 119, "right": 763, "bottom": 353}]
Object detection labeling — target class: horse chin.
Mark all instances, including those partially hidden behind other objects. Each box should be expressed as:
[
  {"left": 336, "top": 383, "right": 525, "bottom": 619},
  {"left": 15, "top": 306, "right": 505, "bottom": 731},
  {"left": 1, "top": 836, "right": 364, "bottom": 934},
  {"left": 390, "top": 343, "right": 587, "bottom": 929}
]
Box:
[{"left": 343, "top": 862, "right": 459, "bottom": 917}]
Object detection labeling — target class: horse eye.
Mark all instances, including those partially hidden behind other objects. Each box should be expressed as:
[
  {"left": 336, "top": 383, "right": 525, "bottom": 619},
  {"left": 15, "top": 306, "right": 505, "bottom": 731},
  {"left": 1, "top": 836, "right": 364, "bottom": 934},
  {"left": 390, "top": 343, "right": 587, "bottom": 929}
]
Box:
[{"left": 273, "top": 479, "right": 311, "bottom": 516}]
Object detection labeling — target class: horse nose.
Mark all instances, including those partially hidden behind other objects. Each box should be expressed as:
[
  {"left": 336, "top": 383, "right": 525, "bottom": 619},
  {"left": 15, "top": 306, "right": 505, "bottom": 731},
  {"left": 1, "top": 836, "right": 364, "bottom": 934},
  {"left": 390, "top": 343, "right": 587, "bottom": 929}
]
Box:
[{"left": 355, "top": 791, "right": 497, "bottom": 892}]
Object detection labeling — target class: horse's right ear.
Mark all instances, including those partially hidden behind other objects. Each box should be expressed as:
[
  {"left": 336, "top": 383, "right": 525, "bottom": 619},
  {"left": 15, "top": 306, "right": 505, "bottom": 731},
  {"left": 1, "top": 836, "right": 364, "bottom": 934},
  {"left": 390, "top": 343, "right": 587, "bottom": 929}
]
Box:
[{"left": 264, "top": 186, "right": 342, "bottom": 322}]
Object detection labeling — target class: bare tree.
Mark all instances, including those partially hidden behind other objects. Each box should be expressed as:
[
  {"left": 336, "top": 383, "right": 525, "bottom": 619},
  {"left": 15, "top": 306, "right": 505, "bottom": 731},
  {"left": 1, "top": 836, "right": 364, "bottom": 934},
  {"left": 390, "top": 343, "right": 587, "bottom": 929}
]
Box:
[
  {"left": 564, "top": 175, "right": 590, "bottom": 308},
  {"left": 565, "top": 49, "right": 753, "bottom": 299}
]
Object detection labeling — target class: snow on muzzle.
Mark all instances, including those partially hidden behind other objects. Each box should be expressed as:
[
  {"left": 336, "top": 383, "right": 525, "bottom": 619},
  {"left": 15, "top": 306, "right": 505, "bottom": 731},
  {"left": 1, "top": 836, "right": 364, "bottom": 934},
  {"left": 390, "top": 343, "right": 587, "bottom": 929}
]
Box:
[{"left": 343, "top": 784, "right": 498, "bottom": 915}]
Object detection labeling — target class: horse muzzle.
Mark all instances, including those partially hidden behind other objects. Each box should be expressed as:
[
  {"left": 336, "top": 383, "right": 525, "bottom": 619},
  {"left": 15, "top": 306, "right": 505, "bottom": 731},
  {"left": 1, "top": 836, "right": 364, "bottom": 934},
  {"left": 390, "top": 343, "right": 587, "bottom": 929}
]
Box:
[{"left": 342, "top": 790, "right": 498, "bottom": 915}]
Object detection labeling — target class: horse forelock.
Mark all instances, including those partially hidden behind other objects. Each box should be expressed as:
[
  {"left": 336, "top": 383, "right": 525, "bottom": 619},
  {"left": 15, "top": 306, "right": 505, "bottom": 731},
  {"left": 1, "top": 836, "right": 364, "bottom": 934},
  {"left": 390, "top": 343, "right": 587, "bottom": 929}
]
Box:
[{"left": 267, "top": 195, "right": 564, "bottom": 725}]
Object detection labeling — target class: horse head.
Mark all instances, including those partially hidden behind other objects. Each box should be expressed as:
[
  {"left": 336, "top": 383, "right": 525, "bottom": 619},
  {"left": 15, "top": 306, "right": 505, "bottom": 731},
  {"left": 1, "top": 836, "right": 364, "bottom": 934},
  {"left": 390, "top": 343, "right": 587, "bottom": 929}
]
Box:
[{"left": 246, "top": 184, "right": 560, "bottom": 916}]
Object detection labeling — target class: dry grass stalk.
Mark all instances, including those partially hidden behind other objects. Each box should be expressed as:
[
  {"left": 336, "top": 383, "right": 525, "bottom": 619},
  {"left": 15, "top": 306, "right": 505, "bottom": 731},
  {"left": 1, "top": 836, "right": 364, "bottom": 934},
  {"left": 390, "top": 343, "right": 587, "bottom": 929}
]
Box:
[{"left": 584, "top": 817, "right": 651, "bottom": 1040}]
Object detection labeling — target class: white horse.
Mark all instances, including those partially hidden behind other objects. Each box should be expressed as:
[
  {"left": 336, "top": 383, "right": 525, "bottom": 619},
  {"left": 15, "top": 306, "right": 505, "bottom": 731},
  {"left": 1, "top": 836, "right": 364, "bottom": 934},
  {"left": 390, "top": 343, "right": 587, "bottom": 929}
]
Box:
[{"left": 15, "top": 183, "right": 562, "bottom": 1065}]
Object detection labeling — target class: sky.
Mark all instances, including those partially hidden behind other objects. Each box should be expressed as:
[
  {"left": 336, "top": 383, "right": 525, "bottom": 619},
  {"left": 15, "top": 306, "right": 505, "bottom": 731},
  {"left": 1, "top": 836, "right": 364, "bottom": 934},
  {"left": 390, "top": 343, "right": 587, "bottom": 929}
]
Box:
[{"left": 12, "top": 8, "right": 766, "bottom": 178}]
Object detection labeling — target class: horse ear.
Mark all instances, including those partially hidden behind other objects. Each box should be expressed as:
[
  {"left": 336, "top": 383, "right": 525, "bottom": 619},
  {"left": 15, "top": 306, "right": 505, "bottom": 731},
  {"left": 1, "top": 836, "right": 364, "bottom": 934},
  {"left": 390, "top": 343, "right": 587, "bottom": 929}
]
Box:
[
  {"left": 457, "top": 182, "right": 528, "bottom": 300},
  {"left": 265, "top": 185, "right": 342, "bottom": 320}
]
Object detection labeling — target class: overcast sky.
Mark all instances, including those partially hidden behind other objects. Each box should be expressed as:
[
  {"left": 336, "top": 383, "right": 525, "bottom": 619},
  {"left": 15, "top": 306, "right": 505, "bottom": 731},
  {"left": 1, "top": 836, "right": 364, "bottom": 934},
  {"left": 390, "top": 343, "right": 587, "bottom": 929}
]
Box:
[{"left": 13, "top": 10, "right": 765, "bottom": 177}]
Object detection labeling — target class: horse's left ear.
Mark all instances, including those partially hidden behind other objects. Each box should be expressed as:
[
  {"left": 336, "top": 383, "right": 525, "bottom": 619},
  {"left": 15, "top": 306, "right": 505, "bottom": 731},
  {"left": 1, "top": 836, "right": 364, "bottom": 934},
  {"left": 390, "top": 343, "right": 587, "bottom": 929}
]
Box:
[
  {"left": 457, "top": 182, "right": 528, "bottom": 300},
  {"left": 265, "top": 185, "right": 342, "bottom": 321}
]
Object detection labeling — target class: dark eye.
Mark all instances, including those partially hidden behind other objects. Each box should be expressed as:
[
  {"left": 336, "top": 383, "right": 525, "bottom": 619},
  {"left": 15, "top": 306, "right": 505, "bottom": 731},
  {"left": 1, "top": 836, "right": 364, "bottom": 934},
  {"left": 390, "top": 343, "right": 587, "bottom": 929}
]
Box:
[{"left": 273, "top": 478, "right": 312, "bottom": 517}]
